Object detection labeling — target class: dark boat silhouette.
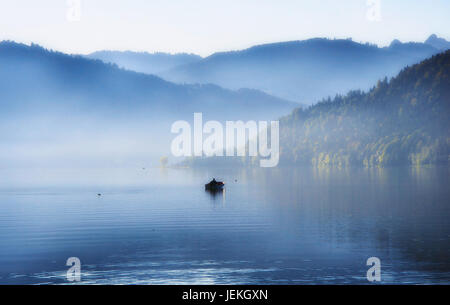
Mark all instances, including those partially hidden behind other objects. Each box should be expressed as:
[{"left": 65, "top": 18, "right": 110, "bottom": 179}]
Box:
[{"left": 205, "top": 178, "right": 225, "bottom": 191}]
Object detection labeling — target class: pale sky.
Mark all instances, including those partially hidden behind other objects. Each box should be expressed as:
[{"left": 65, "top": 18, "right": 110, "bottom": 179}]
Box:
[{"left": 0, "top": 0, "right": 449, "bottom": 56}]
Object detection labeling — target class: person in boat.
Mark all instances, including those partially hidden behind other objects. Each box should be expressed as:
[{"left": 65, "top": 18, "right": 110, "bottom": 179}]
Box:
[
  {"left": 210, "top": 178, "right": 223, "bottom": 185},
  {"left": 205, "top": 178, "right": 224, "bottom": 190}
]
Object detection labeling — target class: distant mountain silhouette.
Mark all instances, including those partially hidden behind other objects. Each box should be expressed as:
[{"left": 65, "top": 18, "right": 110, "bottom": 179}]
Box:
[
  {"left": 424, "top": 34, "right": 450, "bottom": 51},
  {"left": 86, "top": 50, "right": 202, "bottom": 75},
  {"left": 0, "top": 41, "right": 295, "bottom": 121},
  {"left": 0, "top": 41, "right": 297, "bottom": 166},
  {"left": 161, "top": 37, "right": 445, "bottom": 104}
]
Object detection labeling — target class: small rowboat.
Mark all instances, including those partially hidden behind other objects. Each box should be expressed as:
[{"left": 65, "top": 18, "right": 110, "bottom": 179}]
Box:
[{"left": 205, "top": 179, "right": 225, "bottom": 191}]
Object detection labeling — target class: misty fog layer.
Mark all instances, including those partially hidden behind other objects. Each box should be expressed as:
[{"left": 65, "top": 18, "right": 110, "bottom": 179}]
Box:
[
  {"left": 0, "top": 41, "right": 296, "bottom": 167},
  {"left": 1, "top": 38, "right": 449, "bottom": 169}
]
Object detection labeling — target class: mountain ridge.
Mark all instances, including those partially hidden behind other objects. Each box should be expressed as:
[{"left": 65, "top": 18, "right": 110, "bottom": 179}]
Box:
[
  {"left": 0, "top": 40, "right": 297, "bottom": 165},
  {"left": 425, "top": 34, "right": 450, "bottom": 50},
  {"left": 86, "top": 50, "right": 202, "bottom": 75},
  {"left": 0, "top": 40, "right": 295, "bottom": 120},
  {"left": 161, "top": 36, "right": 448, "bottom": 104}
]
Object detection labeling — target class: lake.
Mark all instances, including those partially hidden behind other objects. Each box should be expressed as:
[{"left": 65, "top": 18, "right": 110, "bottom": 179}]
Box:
[{"left": 0, "top": 166, "right": 449, "bottom": 284}]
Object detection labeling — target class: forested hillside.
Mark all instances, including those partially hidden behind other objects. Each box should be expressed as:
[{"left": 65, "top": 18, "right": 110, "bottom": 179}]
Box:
[
  {"left": 279, "top": 50, "right": 450, "bottom": 167},
  {"left": 184, "top": 51, "right": 449, "bottom": 168}
]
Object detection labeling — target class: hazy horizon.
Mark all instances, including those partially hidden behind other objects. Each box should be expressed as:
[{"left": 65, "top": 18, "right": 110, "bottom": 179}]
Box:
[
  {"left": 1, "top": 0, "right": 449, "bottom": 57},
  {"left": 3, "top": 34, "right": 448, "bottom": 58}
]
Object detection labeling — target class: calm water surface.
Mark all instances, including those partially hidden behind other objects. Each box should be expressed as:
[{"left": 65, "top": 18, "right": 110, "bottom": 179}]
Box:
[{"left": 0, "top": 166, "right": 449, "bottom": 284}]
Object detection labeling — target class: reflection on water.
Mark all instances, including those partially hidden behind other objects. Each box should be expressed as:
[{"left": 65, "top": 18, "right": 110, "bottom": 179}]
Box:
[
  {"left": 0, "top": 166, "right": 449, "bottom": 284},
  {"left": 205, "top": 188, "right": 226, "bottom": 203}
]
